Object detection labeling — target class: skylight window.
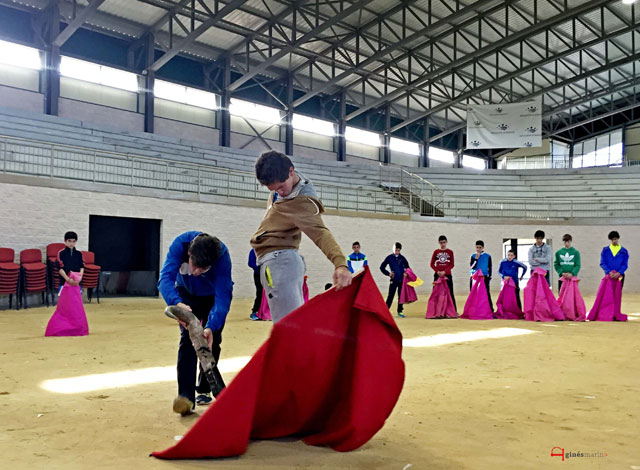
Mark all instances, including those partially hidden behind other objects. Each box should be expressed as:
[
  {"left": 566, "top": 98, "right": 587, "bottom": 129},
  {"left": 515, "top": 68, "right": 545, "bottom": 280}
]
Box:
[
  {"left": 0, "top": 40, "right": 41, "bottom": 70},
  {"left": 292, "top": 114, "right": 335, "bottom": 136},
  {"left": 345, "top": 126, "right": 381, "bottom": 146},
  {"left": 390, "top": 137, "right": 420, "bottom": 155},
  {"left": 230, "top": 98, "right": 281, "bottom": 124},
  {"left": 155, "top": 80, "right": 217, "bottom": 110},
  {"left": 60, "top": 56, "right": 138, "bottom": 92},
  {"left": 428, "top": 147, "right": 455, "bottom": 164},
  {"left": 462, "top": 155, "right": 486, "bottom": 170}
]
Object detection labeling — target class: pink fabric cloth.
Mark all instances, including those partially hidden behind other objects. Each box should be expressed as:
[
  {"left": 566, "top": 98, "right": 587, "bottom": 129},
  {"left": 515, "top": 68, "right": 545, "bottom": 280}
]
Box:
[
  {"left": 399, "top": 268, "right": 418, "bottom": 305},
  {"left": 557, "top": 277, "right": 586, "bottom": 322},
  {"left": 257, "top": 288, "right": 271, "bottom": 320},
  {"left": 45, "top": 272, "right": 89, "bottom": 337},
  {"left": 495, "top": 277, "right": 524, "bottom": 320},
  {"left": 258, "top": 276, "right": 310, "bottom": 321},
  {"left": 587, "top": 274, "right": 627, "bottom": 322},
  {"left": 303, "top": 275, "right": 310, "bottom": 303},
  {"left": 523, "top": 268, "right": 564, "bottom": 322},
  {"left": 425, "top": 276, "right": 457, "bottom": 319},
  {"left": 461, "top": 270, "right": 494, "bottom": 320}
]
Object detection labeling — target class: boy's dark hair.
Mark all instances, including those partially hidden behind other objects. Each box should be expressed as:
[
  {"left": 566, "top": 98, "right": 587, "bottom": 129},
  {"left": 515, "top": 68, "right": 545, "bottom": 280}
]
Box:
[
  {"left": 438, "top": 235, "right": 447, "bottom": 242},
  {"left": 188, "top": 233, "right": 222, "bottom": 268},
  {"left": 507, "top": 249, "right": 515, "bottom": 255},
  {"left": 324, "top": 283, "right": 333, "bottom": 291},
  {"left": 352, "top": 241, "right": 360, "bottom": 247},
  {"left": 534, "top": 230, "right": 545, "bottom": 239},
  {"left": 64, "top": 231, "right": 78, "bottom": 241},
  {"left": 475, "top": 240, "right": 484, "bottom": 247},
  {"left": 255, "top": 150, "right": 294, "bottom": 185},
  {"left": 394, "top": 242, "right": 402, "bottom": 250},
  {"left": 608, "top": 230, "right": 620, "bottom": 240},
  {"left": 562, "top": 234, "right": 572, "bottom": 242}
]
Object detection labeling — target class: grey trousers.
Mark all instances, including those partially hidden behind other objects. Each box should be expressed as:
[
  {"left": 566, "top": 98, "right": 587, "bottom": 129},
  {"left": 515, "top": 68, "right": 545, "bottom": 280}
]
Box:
[{"left": 258, "top": 249, "right": 306, "bottom": 323}]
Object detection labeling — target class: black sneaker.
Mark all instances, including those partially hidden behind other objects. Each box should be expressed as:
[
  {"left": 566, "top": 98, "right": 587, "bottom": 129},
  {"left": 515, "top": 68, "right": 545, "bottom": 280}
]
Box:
[{"left": 195, "top": 394, "right": 213, "bottom": 406}]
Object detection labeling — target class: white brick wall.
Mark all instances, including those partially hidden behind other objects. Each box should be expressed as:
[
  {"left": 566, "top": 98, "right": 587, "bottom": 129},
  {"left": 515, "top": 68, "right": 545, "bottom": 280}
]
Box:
[{"left": 0, "top": 181, "right": 638, "bottom": 300}]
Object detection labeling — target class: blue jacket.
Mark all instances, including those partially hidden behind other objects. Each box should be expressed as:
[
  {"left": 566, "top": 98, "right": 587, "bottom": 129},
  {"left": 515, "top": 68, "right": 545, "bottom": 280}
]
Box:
[
  {"left": 380, "top": 253, "right": 410, "bottom": 281},
  {"left": 600, "top": 245, "right": 629, "bottom": 275},
  {"left": 347, "top": 252, "right": 368, "bottom": 273},
  {"left": 248, "top": 249, "right": 258, "bottom": 272},
  {"left": 158, "top": 231, "right": 234, "bottom": 331},
  {"left": 498, "top": 258, "right": 527, "bottom": 280},
  {"left": 470, "top": 252, "right": 492, "bottom": 278}
]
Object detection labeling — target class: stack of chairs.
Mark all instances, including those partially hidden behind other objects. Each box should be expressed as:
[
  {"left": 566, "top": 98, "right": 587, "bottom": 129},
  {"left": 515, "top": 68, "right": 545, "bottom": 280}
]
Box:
[
  {"left": 0, "top": 248, "right": 20, "bottom": 309},
  {"left": 46, "top": 243, "right": 65, "bottom": 304},
  {"left": 20, "top": 249, "right": 49, "bottom": 308},
  {"left": 82, "top": 251, "right": 101, "bottom": 303}
]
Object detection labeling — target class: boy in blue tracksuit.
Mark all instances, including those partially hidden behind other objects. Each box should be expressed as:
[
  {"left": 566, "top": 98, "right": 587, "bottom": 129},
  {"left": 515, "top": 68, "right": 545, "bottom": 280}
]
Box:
[
  {"left": 600, "top": 230, "right": 629, "bottom": 288},
  {"left": 158, "top": 231, "right": 233, "bottom": 415},
  {"left": 470, "top": 240, "right": 493, "bottom": 312},
  {"left": 380, "top": 242, "right": 410, "bottom": 318},
  {"left": 347, "top": 241, "right": 368, "bottom": 273},
  {"left": 498, "top": 250, "right": 528, "bottom": 309}
]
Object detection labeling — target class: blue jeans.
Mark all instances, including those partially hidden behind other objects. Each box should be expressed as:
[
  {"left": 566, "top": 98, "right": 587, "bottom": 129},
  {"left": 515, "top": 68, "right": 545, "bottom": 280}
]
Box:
[{"left": 258, "top": 249, "right": 306, "bottom": 323}]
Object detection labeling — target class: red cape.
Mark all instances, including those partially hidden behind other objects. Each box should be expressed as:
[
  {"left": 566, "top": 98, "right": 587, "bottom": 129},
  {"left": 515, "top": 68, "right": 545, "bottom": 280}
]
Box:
[
  {"left": 153, "top": 266, "right": 405, "bottom": 459},
  {"left": 495, "top": 277, "right": 524, "bottom": 320},
  {"left": 523, "top": 268, "right": 564, "bottom": 322}
]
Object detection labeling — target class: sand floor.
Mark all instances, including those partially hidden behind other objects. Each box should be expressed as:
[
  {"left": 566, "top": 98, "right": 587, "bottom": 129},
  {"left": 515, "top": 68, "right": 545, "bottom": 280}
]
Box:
[{"left": 1, "top": 292, "right": 639, "bottom": 470}]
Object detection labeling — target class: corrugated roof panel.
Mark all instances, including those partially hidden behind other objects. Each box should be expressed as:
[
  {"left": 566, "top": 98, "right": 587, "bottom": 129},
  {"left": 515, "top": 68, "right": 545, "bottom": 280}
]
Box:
[{"left": 99, "top": 0, "right": 165, "bottom": 27}]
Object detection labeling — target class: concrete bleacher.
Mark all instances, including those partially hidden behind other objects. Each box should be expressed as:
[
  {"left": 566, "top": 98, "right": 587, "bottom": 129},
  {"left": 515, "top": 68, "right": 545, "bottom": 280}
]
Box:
[
  {"left": 0, "top": 107, "right": 400, "bottom": 214},
  {"left": 413, "top": 166, "right": 640, "bottom": 201}
]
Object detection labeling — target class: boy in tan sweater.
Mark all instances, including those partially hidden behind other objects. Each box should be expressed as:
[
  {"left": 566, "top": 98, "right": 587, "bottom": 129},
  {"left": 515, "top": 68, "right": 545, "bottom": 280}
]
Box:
[{"left": 250, "top": 151, "right": 351, "bottom": 322}]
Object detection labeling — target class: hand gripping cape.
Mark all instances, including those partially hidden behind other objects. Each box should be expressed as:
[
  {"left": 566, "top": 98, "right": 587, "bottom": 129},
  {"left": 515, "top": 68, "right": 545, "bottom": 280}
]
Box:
[
  {"left": 425, "top": 276, "right": 458, "bottom": 319},
  {"left": 587, "top": 274, "right": 627, "bottom": 322},
  {"left": 257, "top": 275, "right": 310, "bottom": 321},
  {"left": 399, "top": 268, "right": 419, "bottom": 305},
  {"left": 152, "top": 266, "right": 405, "bottom": 459},
  {"left": 557, "top": 277, "right": 586, "bottom": 322},
  {"left": 461, "top": 270, "right": 494, "bottom": 320},
  {"left": 45, "top": 271, "right": 89, "bottom": 337},
  {"left": 495, "top": 277, "right": 524, "bottom": 320},
  {"left": 523, "top": 268, "right": 564, "bottom": 322}
]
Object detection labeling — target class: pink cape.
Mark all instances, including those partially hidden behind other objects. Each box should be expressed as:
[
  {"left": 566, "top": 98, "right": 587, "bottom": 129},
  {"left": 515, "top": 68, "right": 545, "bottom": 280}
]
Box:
[
  {"left": 587, "top": 274, "right": 627, "bottom": 322},
  {"left": 425, "top": 276, "right": 457, "bottom": 319},
  {"left": 495, "top": 277, "right": 524, "bottom": 320},
  {"left": 45, "top": 272, "right": 89, "bottom": 336},
  {"left": 461, "top": 270, "right": 494, "bottom": 320},
  {"left": 257, "top": 276, "right": 310, "bottom": 321},
  {"left": 523, "top": 268, "right": 564, "bottom": 322},
  {"left": 152, "top": 267, "right": 404, "bottom": 459},
  {"left": 399, "top": 268, "right": 418, "bottom": 305},
  {"left": 557, "top": 277, "right": 586, "bottom": 321}
]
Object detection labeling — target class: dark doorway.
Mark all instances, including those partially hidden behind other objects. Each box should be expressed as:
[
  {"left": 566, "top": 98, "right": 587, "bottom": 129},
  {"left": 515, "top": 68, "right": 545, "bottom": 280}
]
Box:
[{"left": 89, "top": 215, "right": 161, "bottom": 296}]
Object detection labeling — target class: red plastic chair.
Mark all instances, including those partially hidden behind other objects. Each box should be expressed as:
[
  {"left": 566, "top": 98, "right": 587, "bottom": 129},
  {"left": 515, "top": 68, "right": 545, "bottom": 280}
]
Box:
[
  {"left": 46, "top": 243, "right": 65, "bottom": 303},
  {"left": 19, "top": 249, "right": 48, "bottom": 308},
  {"left": 0, "top": 248, "right": 20, "bottom": 309},
  {"left": 82, "top": 251, "right": 101, "bottom": 303}
]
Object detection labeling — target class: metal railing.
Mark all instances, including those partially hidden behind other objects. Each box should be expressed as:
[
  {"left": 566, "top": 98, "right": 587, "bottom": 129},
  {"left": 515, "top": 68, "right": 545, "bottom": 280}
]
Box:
[
  {"left": 379, "top": 163, "right": 445, "bottom": 216},
  {"left": 441, "top": 196, "right": 640, "bottom": 219},
  {"left": 2, "top": 134, "right": 639, "bottom": 220},
  {"left": 0, "top": 135, "right": 411, "bottom": 216}
]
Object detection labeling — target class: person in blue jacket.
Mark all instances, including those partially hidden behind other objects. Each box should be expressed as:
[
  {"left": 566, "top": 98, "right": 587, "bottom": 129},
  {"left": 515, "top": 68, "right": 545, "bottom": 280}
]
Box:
[
  {"left": 347, "top": 241, "right": 368, "bottom": 273},
  {"left": 600, "top": 230, "right": 629, "bottom": 288},
  {"left": 470, "top": 240, "right": 493, "bottom": 312},
  {"left": 380, "top": 242, "right": 410, "bottom": 318},
  {"left": 158, "top": 231, "right": 233, "bottom": 415},
  {"left": 498, "top": 250, "right": 528, "bottom": 310}
]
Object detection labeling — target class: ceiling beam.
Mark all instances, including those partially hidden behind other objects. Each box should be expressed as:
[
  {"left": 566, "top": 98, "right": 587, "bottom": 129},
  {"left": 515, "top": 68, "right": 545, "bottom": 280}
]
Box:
[
  {"left": 53, "top": 0, "right": 106, "bottom": 47},
  {"left": 146, "top": 0, "right": 250, "bottom": 73}
]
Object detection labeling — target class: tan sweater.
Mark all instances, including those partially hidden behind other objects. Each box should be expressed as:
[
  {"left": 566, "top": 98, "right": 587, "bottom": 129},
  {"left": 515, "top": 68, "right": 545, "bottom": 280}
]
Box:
[{"left": 250, "top": 190, "right": 347, "bottom": 269}]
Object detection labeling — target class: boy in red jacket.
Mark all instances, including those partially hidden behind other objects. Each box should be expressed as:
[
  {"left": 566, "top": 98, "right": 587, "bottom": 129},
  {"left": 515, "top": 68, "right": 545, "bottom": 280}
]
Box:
[{"left": 430, "top": 235, "right": 456, "bottom": 311}]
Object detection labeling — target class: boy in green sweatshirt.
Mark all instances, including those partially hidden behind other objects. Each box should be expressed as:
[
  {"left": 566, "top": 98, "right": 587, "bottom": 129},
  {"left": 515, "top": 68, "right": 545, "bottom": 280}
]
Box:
[{"left": 553, "top": 233, "right": 581, "bottom": 293}]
